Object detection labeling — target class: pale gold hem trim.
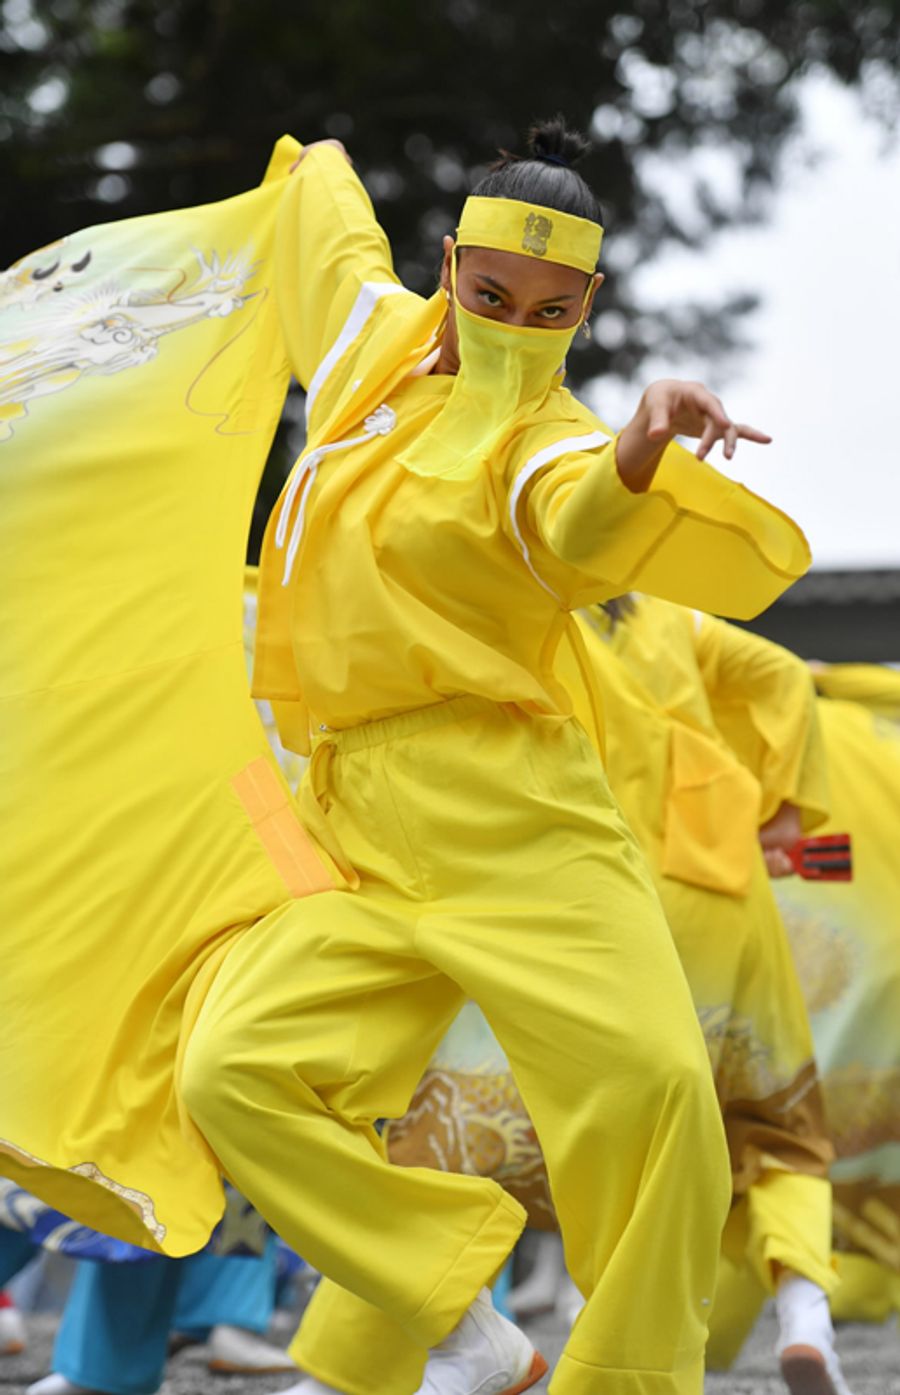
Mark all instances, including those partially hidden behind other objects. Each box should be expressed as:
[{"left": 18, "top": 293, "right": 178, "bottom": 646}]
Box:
[{"left": 0, "top": 1137, "right": 166, "bottom": 1243}]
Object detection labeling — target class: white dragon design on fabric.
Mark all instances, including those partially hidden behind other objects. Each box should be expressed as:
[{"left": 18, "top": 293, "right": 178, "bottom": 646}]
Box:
[{"left": 0, "top": 237, "right": 260, "bottom": 442}]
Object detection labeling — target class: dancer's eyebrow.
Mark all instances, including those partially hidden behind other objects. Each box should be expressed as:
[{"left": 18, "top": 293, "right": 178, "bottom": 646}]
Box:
[
  {"left": 477, "top": 275, "right": 511, "bottom": 295},
  {"left": 477, "top": 275, "right": 577, "bottom": 304}
]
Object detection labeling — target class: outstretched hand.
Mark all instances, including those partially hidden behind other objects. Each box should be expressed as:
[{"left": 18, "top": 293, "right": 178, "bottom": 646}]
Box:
[
  {"left": 642, "top": 379, "right": 772, "bottom": 462},
  {"left": 616, "top": 377, "right": 772, "bottom": 491}
]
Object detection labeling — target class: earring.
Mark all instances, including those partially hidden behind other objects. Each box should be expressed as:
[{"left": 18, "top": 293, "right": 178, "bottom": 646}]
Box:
[{"left": 581, "top": 320, "right": 592, "bottom": 341}]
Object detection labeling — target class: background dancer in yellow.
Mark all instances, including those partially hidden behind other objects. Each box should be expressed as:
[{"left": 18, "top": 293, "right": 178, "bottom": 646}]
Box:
[
  {"left": 576, "top": 599, "right": 850, "bottom": 1395},
  {"left": 714, "top": 668, "right": 900, "bottom": 1340}
]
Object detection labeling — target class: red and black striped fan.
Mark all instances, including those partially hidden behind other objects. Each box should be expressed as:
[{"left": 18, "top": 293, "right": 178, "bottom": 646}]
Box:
[{"left": 788, "top": 833, "right": 853, "bottom": 881}]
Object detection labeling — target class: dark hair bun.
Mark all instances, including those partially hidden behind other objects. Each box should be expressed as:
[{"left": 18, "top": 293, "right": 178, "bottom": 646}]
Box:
[
  {"left": 471, "top": 114, "right": 603, "bottom": 229},
  {"left": 527, "top": 116, "right": 592, "bottom": 170}
]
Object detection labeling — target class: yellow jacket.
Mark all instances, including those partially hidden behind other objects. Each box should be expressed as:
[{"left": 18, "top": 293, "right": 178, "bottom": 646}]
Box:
[
  {"left": 254, "top": 146, "right": 813, "bottom": 755},
  {"left": 560, "top": 597, "right": 828, "bottom": 895}
]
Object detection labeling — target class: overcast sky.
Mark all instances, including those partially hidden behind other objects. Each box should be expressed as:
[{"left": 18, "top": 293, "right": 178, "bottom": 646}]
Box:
[{"left": 587, "top": 73, "right": 900, "bottom": 572}]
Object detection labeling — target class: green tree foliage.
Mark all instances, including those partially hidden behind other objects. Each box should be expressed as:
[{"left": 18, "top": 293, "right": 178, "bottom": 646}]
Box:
[{"left": 2, "top": 0, "right": 897, "bottom": 546}]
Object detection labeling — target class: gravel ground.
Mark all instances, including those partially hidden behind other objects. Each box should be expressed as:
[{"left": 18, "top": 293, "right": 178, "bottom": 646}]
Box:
[
  {"left": 0, "top": 1305, "right": 896, "bottom": 1394},
  {"left": 525, "top": 1304, "right": 900, "bottom": 1393}
]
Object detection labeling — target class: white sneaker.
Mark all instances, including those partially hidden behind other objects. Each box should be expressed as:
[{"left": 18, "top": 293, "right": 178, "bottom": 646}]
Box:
[
  {"left": 776, "top": 1275, "right": 854, "bottom": 1395},
  {"left": 207, "top": 1323, "right": 298, "bottom": 1373},
  {"left": 0, "top": 1304, "right": 26, "bottom": 1355},
  {"left": 414, "top": 1288, "right": 547, "bottom": 1395},
  {"left": 27, "top": 1378, "right": 96, "bottom": 1395}
]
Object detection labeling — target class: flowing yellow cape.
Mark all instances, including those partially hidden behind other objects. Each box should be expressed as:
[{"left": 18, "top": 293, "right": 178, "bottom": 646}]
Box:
[{"left": 0, "top": 137, "right": 335, "bottom": 1256}]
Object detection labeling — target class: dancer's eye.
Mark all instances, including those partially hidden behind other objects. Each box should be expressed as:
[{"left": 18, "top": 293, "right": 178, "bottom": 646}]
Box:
[
  {"left": 477, "top": 289, "right": 503, "bottom": 308},
  {"left": 538, "top": 306, "right": 566, "bottom": 320}
]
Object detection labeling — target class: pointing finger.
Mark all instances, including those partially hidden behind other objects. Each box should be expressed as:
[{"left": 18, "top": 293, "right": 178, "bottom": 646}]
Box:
[{"left": 736, "top": 423, "right": 773, "bottom": 445}]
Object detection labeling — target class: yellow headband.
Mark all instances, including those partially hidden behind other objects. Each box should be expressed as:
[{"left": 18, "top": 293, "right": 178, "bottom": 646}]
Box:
[{"left": 456, "top": 195, "right": 603, "bottom": 274}]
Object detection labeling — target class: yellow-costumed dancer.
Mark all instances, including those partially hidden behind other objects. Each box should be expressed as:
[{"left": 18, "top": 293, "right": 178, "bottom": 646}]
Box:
[
  {"left": 579, "top": 600, "right": 851, "bottom": 1395},
  {"left": 6, "top": 113, "right": 811, "bottom": 1395},
  {"left": 774, "top": 672, "right": 900, "bottom": 1326},
  {"left": 285, "top": 595, "right": 849, "bottom": 1395}
]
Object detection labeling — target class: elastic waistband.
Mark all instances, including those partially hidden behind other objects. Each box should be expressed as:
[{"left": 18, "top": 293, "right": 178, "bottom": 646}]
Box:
[{"left": 313, "top": 695, "right": 496, "bottom": 754}]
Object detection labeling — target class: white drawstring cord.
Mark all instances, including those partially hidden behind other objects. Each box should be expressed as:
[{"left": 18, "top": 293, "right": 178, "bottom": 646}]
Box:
[
  {"left": 281, "top": 459, "right": 322, "bottom": 585},
  {"left": 275, "top": 451, "right": 318, "bottom": 550},
  {"left": 276, "top": 405, "right": 397, "bottom": 586}
]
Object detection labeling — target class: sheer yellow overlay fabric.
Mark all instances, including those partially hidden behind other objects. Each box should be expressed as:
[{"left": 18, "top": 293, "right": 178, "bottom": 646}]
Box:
[{"left": 0, "top": 137, "right": 337, "bottom": 1255}]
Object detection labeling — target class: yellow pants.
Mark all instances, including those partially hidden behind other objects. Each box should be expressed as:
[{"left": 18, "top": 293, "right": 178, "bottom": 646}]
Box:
[
  {"left": 182, "top": 697, "right": 731, "bottom": 1394},
  {"left": 292, "top": 1164, "right": 835, "bottom": 1389},
  {"left": 830, "top": 1253, "right": 900, "bottom": 1323},
  {"left": 705, "top": 1172, "right": 834, "bottom": 1369}
]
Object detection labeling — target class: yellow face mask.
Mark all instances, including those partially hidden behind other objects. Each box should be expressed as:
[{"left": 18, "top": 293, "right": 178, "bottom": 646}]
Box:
[{"left": 396, "top": 196, "right": 602, "bottom": 483}]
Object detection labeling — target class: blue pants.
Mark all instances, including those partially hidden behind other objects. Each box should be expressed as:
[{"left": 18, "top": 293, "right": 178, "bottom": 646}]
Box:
[
  {"left": 52, "top": 1241, "right": 279, "bottom": 1395},
  {"left": 0, "top": 1227, "right": 39, "bottom": 1287}
]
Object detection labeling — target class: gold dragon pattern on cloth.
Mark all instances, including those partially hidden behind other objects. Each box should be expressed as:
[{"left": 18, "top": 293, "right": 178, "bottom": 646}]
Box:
[
  {"left": 386, "top": 1003, "right": 555, "bottom": 1230},
  {"left": 0, "top": 135, "right": 340, "bottom": 1255},
  {"left": 772, "top": 670, "right": 900, "bottom": 1323}
]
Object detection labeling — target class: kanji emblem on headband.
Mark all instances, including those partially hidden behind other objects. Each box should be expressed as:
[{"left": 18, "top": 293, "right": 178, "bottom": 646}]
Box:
[
  {"left": 522, "top": 212, "right": 553, "bottom": 257},
  {"left": 456, "top": 196, "right": 603, "bottom": 273}
]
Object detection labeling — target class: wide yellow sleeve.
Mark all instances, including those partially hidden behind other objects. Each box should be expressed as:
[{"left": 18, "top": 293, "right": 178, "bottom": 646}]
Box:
[
  {"left": 274, "top": 144, "right": 399, "bottom": 390},
  {"left": 0, "top": 142, "right": 326, "bottom": 1255},
  {"left": 520, "top": 434, "right": 811, "bottom": 619},
  {"left": 810, "top": 663, "right": 900, "bottom": 720},
  {"left": 693, "top": 613, "right": 829, "bottom": 829}
]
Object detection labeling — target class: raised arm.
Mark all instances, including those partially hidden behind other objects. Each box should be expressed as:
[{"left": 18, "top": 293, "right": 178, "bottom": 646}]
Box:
[
  {"left": 274, "top": 141, "right": 399, "bottom": 393},
  {"left": 692, "top": 612, "right": 829, "bottom": 833},
  {"left": 509, "top": 383, "right": 810, "bottom": 619},
  {"left": 809, "top": 662, "right": 900, "bottom": 720}
]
